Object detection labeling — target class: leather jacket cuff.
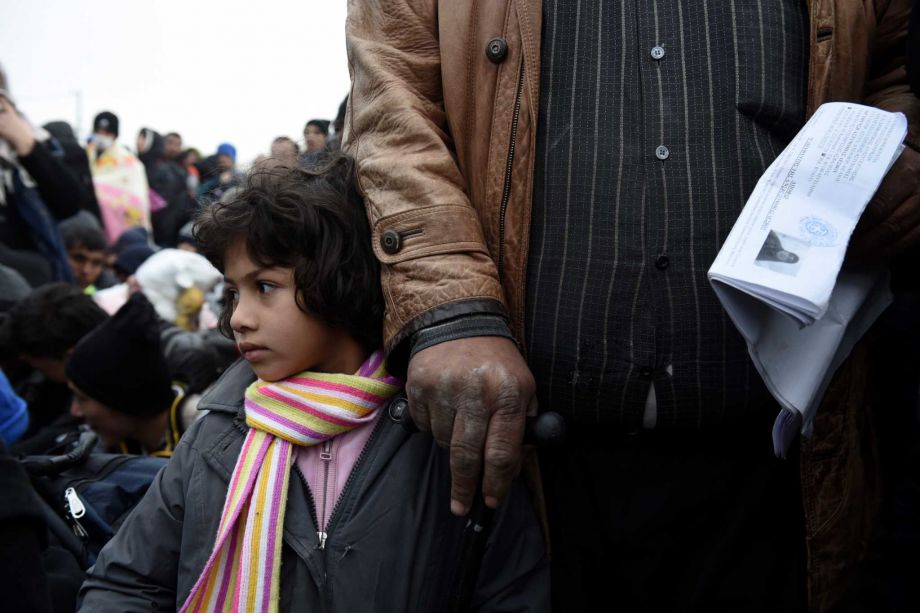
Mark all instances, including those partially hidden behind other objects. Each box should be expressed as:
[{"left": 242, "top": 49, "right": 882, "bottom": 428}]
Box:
[{"left": 408, "top": 314, "right": 515, "bottom": 360}]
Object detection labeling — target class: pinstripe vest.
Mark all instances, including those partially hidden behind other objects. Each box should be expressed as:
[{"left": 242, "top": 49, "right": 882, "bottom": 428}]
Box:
[{"left": 525, "top": 0, "right": 808, "bottom": 428}]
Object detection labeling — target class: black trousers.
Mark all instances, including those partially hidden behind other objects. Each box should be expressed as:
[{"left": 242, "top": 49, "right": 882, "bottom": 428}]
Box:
[{"left": 540, "top": 417, "right": 807, "bottom": 613}]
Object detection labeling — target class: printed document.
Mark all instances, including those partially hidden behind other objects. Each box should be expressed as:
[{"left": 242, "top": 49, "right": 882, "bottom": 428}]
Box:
[{"left": 708, "top": 103, "right": 907, "bottom": 455}]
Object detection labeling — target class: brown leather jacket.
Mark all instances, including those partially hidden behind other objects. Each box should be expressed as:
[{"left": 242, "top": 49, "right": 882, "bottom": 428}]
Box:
[{"left": 346, "top": 1, "right": 919, "bottom": 610}]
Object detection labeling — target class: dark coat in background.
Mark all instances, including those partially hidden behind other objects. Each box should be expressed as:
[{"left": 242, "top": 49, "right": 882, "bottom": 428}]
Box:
[{"left": 42, "top": 122, "right": 102, "bottom": 223}]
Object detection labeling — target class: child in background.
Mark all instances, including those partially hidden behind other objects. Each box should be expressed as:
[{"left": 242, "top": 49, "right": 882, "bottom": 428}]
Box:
[
  {"left": 78, "top": 154, "right": 547, "bottom": 612},
  {"left": 66, "top": 292, "right": 190, "bottom": 457},
  {"left": 58, "top": 212, "right": 108, "bottom": 293}
]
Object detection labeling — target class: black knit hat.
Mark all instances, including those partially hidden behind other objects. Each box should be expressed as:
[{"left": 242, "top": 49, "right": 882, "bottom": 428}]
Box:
[
  {"left": 66, "top": 293, "right": 174, "bottom": 416},
  {"left": 93, "top": 111, "right": 119, "bottom": 137}
]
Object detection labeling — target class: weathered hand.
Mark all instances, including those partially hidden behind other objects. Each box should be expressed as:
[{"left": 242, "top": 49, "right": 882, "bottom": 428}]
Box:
[
  {"left": 849, "top": 146, "right": 920, "bottom": 263},
  {"left": 406, "top": 336, "right": 536, "bottom": 515},
  {"left": 0, "top": 96, "right": 35, "bottom": 156}
]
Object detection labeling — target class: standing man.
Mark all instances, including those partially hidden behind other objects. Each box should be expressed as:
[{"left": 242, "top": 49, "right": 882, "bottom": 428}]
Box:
[
  {"left": 346, "top": 1, "right": 920, "bottom": 611},
  {"left": 300, "top": 119, "right": 329, "bottom": 167},
  {"left": 163, "top": 132, "right": 183, "bottom": 162}
]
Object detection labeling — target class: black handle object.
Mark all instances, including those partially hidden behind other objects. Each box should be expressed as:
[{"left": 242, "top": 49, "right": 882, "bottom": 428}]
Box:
[{"left": 19, "top": 430, "right": 99, "bottom": 476}]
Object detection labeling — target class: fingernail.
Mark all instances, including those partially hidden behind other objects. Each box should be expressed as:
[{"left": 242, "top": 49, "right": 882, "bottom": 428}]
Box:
[
  {"left": 450, "top": 500, "right": 467, "bottom": 516},
  {"left": 484, "top": 496, "right": 499, "bottom": 509}
]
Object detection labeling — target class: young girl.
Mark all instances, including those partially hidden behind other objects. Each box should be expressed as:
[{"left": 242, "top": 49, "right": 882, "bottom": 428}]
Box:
[{"left": 77, "top": 155, "right": 548, "bottom": 612}]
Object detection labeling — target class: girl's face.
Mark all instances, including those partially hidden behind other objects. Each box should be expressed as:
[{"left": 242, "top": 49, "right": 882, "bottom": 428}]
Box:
[{"left": 223, "top": 240, "right": 363, "bottom": 381}]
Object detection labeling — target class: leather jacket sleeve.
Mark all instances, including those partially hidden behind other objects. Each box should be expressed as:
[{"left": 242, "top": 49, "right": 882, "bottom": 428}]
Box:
[
  {"left": 345, "top": 0, "right": 507, "bottom": 352},
  {"left": 865, "top": 0, "right": 920, "bottom": 146}
]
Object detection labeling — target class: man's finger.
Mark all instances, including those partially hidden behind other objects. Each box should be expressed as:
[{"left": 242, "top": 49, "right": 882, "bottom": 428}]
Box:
[
  {"left": 448, "top": 404, "right": 489, "bottom": 515},
  {"left": 480, "top": 385, "right": 528, "bottom": 509},
  {"left": 406, "top": 383, "right": 432, "bottom": 432},
  {"left": 853, "top": 192, "right": 920, "bottom": 260},
  {"left": 886, "top": 211, "right": 920, "bottom": 257},
  {"left": 862, "top": 149, "right": 920, "bottom": 226}
]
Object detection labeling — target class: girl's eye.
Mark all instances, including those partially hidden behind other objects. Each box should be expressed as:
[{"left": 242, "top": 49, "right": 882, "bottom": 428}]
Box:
[
  {"left": 225, "top": 288, "right": 239, "bottom": 303},
  {"left": 257, "top": 282, "right": 277, "bottom": 295}
]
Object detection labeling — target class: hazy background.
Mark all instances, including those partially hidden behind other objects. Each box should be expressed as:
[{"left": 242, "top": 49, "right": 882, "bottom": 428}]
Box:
[{"left": 0, "top": 0, "right": 350, "bottom": 165}]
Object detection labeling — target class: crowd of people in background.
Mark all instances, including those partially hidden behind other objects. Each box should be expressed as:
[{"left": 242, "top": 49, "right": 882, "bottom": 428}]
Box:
[
  {"left": 1, "top": 60, "right": 356, "bottom": 609},
  {"left": 1, "top": 61, "right": 349, "bottom": 450}
]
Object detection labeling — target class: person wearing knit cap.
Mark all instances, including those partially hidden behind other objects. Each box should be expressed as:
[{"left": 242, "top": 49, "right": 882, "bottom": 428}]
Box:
[
  {"left": 90, "top": 111, "right": 119, "bottom": 154},
  {"left": 66, "top": 292, "right": 185, "bottom": 456},
  {"left": 86, "top": 109, "right": 152, "bottom": 244},
  {"left": 198, "top": 143, "right": 242, "bottom": 205},
  {"left": 216, "top": 142, "right": 236, "bottom": 165},
  {"left": 113, "top": 243, "right": 155, "bottom": 282}
]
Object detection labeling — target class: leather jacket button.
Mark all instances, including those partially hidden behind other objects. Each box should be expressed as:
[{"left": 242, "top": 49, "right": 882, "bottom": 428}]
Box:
[
  {"left": 486, "top": 37, "right": 508, "bottom": 63},
  {"left": 655, "top": 255, "right": 670, "bottom": 270},
  {"left": 380, "top": 229, "right": 402, "bottom": 254}
]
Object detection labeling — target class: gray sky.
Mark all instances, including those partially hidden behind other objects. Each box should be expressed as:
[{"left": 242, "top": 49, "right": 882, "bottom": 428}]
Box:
[{"left": 0, "top": 0, "right": 350, "bottom": 165}]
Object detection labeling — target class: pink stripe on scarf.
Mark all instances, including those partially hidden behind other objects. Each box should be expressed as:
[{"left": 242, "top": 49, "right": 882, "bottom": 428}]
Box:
[
  {"left": 261, "top": 444, "right": 288, "bottom": 611},
  {"left": 256, "top": 387, "right": 360, "bottom": 427},
  {"left": 283, "top": 377, "right": 389, "bottom": 405},
  {"left": 245, "top": 399, "right": 338, "bottom": 440},
  {"left": 212, "top": 514, "right": 242, "bottom": 612}
]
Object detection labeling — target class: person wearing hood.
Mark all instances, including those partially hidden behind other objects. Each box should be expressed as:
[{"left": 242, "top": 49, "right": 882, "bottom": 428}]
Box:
[
  {"left": 86, "top": 111, "right": 152, "bottom": 244},
  {"left": 0, "top": 67, "right": 89, "bottom": 286},
  {"left": 137, "top": 127, "right": 191, "bottom": 247},
  {"left": 42, "top": 120, "right": 102, "bottom": 222}
]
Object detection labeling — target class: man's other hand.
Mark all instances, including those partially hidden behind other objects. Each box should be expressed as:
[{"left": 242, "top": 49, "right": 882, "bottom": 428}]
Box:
[
  {"left": 406, "top": 336, "right": 536, "bottom": 516},
  {"left": 849, "top": 146, "right": 920, "bottom": 263}
]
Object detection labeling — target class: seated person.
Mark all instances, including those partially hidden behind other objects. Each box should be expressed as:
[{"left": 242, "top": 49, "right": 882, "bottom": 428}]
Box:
[
  {"left": 0, "top": 283, "right": 108, "bottom": 448},
  {"left": 66, "top": 292, "right": 195, "bottom": 457},
  {"left": 59, "top": 212, "right": 110, "bottom": 293},
  {"left": 78, "top": 155, "right": 548, "bottom": 612}
]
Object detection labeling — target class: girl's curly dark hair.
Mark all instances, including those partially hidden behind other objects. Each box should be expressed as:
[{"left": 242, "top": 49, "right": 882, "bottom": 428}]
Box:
[{"left": 193, "top": 153, "right": 382, "bottom": 352}]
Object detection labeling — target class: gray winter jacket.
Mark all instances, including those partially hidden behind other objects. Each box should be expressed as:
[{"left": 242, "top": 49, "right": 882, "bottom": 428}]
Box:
[{"left": 77, "top": 360, "right": 549, "bottom": 612}]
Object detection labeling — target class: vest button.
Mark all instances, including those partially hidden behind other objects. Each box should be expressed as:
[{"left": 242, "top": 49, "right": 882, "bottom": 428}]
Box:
[
  {"left": 380, "top": 229, "right": 402, "bottom": 254},
  {"left": 486, "top": 37, "right": 509, "bottom": 63},
  {"left": 655, "top": 255, "right": 670, "bottom": 270}
]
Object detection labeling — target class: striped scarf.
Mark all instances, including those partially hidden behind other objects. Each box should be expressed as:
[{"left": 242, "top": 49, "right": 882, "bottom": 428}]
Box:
[{"left": 180, "top": 350, "right": 401, "bottom": 613}]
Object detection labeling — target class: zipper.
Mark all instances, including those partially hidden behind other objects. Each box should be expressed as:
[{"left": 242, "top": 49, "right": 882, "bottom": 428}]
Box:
[
  {"left": 497, "top": 61, "right": 525, "bottom": 280},
  {"left": 322, "top": 414, "right": 390, "bottom": 546},
  {"left": 64, "top": 487, "right": 89, "bottom": 541},
  {"left": 317, "top": 440, "right": 334, "bottom": 550},
  {"left": 292, "top": 463, "right": 320, "bottom": 549},
  {"left": 68, "top": 455, "right": 134, "bottom": 493}
]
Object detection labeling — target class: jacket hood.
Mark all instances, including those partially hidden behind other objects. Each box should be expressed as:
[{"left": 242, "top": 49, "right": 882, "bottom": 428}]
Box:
[
  {"left": 138, "top": 128, "right": 165, "bottom": 166},
  {"left": 43, "top": 121, "right": 78, "bottom": 144}
]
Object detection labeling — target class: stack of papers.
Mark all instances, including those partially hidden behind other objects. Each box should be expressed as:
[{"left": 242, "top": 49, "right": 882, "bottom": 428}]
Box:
[{"left": 708, "top": 103, "right": 907, "bottom": 455}]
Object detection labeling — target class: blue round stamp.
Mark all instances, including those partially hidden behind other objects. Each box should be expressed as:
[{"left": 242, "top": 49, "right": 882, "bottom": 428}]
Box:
[{"left": 799, "top": 216, "right": 838, "bottom": 247}]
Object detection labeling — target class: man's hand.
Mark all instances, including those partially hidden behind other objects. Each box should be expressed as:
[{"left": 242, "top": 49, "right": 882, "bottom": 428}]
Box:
[
  {"left": 849, "top": 146, "right": 920, "bottom": 263},
  {"left": 406, "top": 336, "right": 536, "bottom": 516},
  {"left": 0, "top": 96, "right": 35, "bottom": 157}
]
